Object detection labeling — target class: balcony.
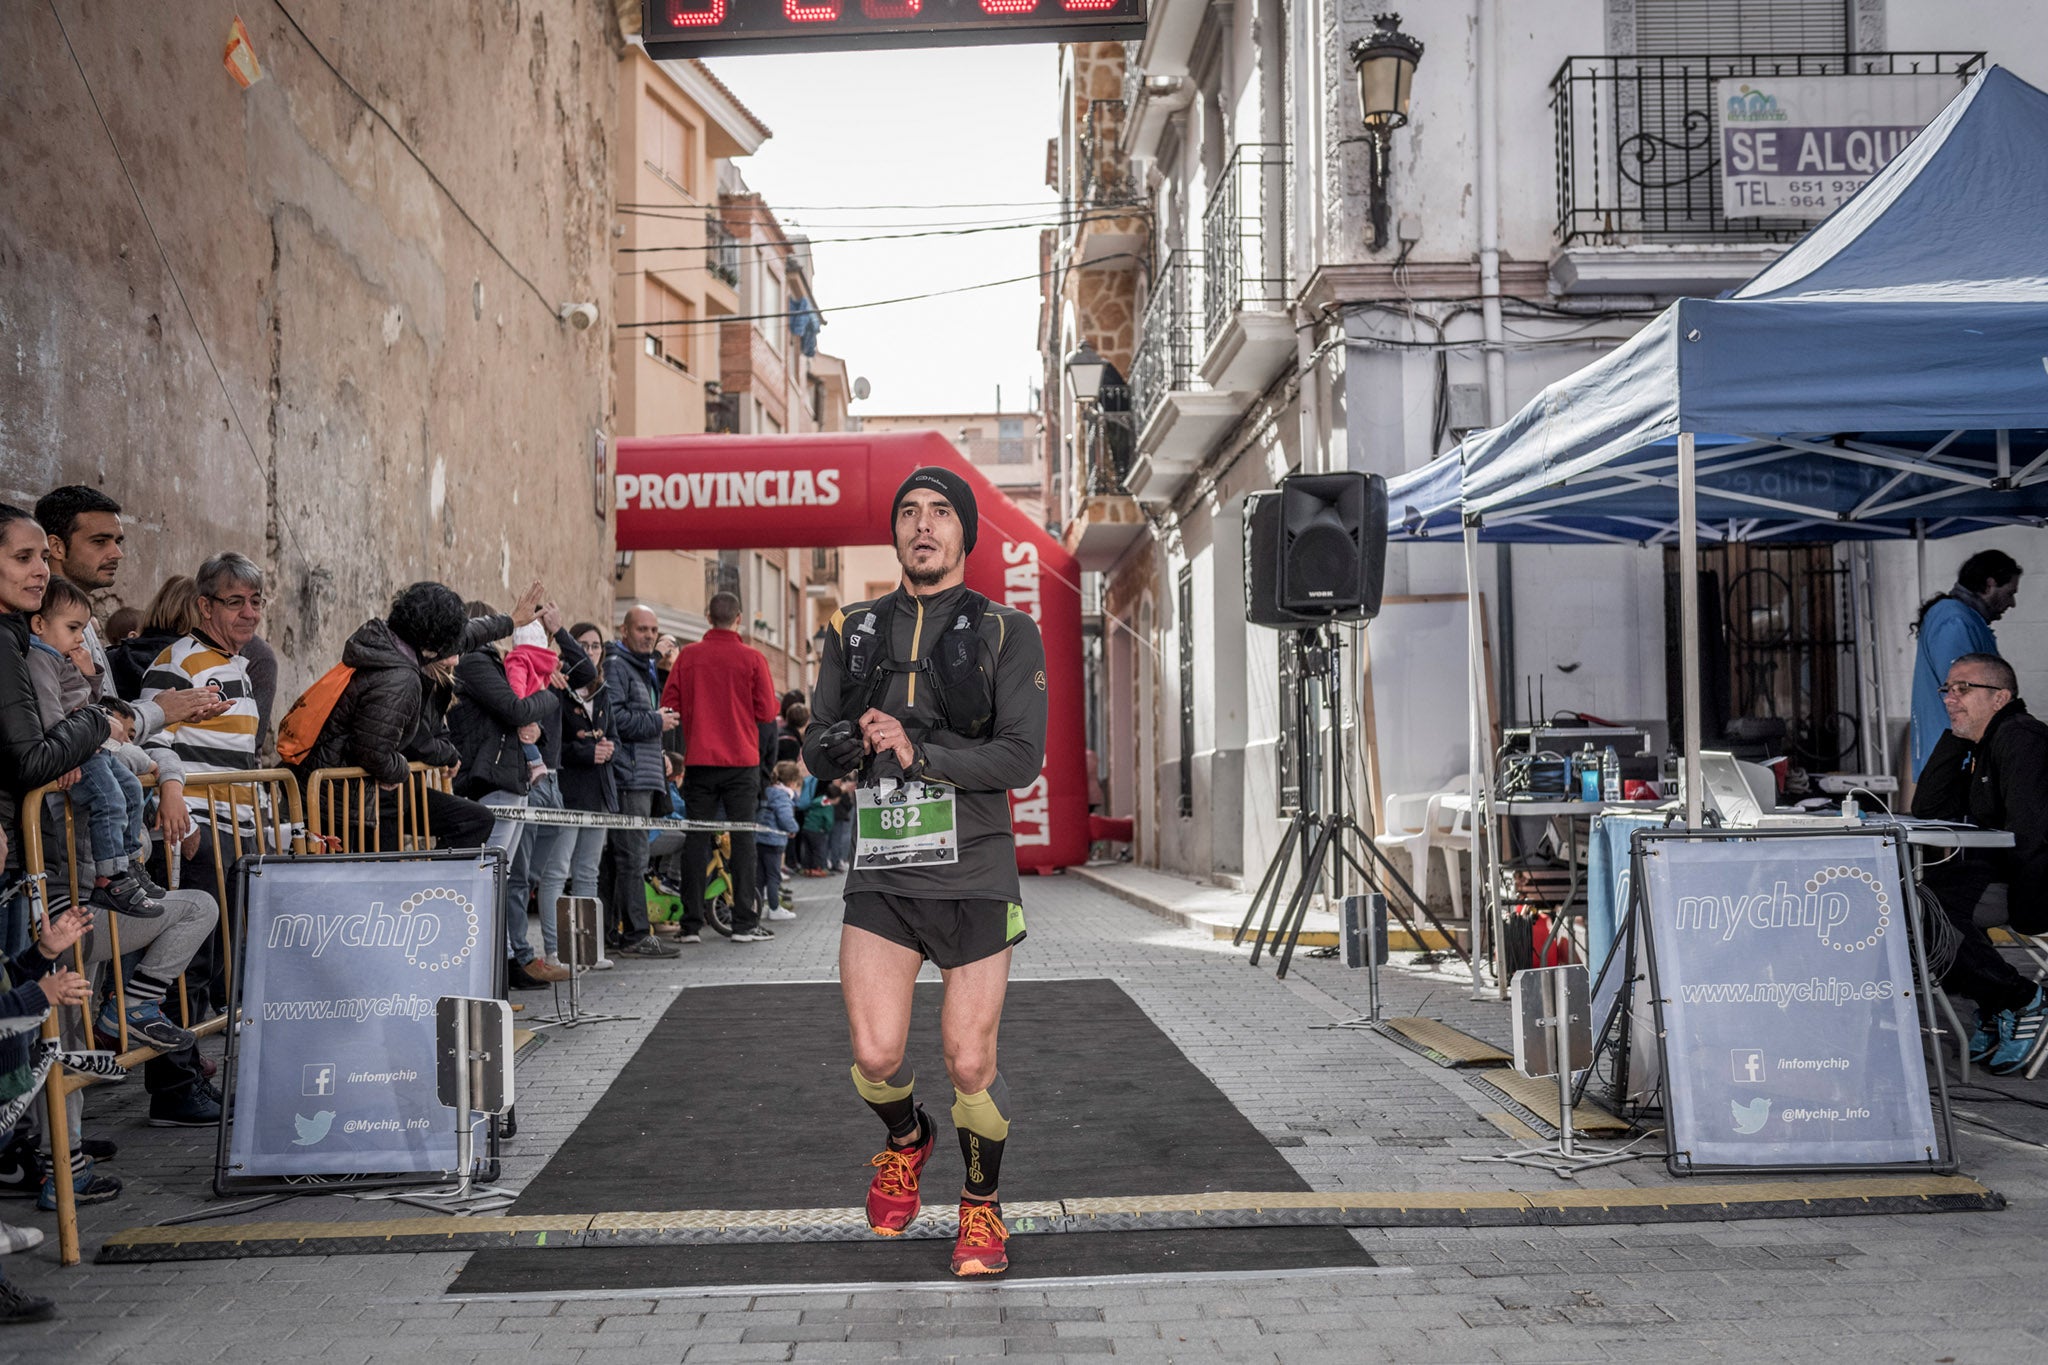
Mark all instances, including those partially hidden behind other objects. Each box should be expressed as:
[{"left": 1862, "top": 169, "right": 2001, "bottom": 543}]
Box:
[
  {"left": 1064, "top": 384, "right": 1147, "bottom": 571},
  {"left": 1128, "top": 251, "right": 1237, "bottom": 502},
  {"left": 1549, "top": 51, "right": 1982, "bottom": 294},
  {"left": 706, "top": 215, "right": 741, "bottom": 289},
  {"left": 705, "top": 387, "right": 739, "bottom": 435},
  {"left": 1199, "top": 144, "right": 1293, "bottom": 394},
  {"left": 1080, "top": 98, "right": 1129, "bottom": 206},
  {"left": 1073, "top": 97, "right": 1145, "bottom": 269}
]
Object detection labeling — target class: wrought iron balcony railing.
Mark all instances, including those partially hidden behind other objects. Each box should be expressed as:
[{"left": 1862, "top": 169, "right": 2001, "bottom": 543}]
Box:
[
  {"left": 705, "top": 388, "right": 739, "bottom": 435},
  {"left": 706, "top": 215, "right": 741, "bottom": 287},
  {"left": 1081, "top": 383, "right": 1135, "bottom": 496},
  {"left": 1550, "top": 51, "right": 1983, "bottom": 246},
  {"left": 1130, "top": 251, "right": 1203, "bottom": 435},
  {"left": 1119, "top": 40, "right": 1143, "bottom": 119},
  {"left": 1202, "top": 144, "right": 1290, "bottom": 342},
  {"left": 1080, "top": 98, "right": 1131, "bottom": 206}
]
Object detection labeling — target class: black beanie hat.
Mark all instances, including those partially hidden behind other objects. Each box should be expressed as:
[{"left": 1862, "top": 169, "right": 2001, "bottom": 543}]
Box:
[{"left": 893, "top": 466, "right": 979, "bottom": 553}]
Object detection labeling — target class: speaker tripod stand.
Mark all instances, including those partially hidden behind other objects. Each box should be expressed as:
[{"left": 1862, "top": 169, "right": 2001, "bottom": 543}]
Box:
[{"left": 1234, "top": 626, "right": 1468, "bottom": 980}]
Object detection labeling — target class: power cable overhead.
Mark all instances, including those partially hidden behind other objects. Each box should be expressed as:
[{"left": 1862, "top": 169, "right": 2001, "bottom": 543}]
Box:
[{"left": 613, "top": 255, "right": 1139, "bottom": 330}]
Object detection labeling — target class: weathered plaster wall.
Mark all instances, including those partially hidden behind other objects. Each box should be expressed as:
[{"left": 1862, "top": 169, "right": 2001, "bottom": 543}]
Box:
[{"left": 0, "top": 0, "right": 618, "bottom": 694}]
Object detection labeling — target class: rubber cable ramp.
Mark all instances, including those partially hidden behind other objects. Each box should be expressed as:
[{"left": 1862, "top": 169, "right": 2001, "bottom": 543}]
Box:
[
  {"left": 99, "top": 1176, "right": 2004, "bottom": 1263},
  {"left": 1370, "top": 1017, "right": 1513, "bottom": 1069},
  {"left": 1466, "top": 1070, "right": 1637, "bottom": 1137}
]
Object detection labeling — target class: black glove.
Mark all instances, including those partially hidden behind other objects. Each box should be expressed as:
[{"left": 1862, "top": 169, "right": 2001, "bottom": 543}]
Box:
[{"left": 818, "top": 718, "right": 864, "bottom": 772}]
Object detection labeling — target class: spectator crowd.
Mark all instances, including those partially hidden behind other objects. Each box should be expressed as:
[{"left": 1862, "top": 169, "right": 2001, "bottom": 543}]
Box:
[{"left": 0, "top": 485, "right": 829, "bottom": 1325}]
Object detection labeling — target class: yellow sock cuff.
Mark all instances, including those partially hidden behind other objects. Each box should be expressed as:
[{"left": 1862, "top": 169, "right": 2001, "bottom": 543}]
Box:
[
  {"left": 851, "top": 1064, "right": 913, "bottom": 1106},
  {"left": 951, "top": 1082, "right": 1010, "bottom": 1142}
]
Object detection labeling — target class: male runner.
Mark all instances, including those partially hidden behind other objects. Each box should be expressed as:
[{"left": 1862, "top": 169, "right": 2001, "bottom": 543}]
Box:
[{"left": 804, "top": 466, "right": 1048, "bottom": 1277}]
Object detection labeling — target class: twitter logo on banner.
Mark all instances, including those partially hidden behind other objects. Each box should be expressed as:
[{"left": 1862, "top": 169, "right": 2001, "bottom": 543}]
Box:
[
  {"left": 293, "top": 1111, "right": 336, "bottom": 1146},
  {"left": 1731, "top": 1097, "right": 1772, "bottom": 1135}
]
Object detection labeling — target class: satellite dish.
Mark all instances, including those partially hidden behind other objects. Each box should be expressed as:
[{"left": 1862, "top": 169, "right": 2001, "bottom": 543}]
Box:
[{"left": 853, "top": 376, "right": 872, "bottom": 401}]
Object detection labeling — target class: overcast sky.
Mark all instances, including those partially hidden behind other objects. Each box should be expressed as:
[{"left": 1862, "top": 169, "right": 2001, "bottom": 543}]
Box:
[{"left": 707, "top": 43, "right": 1060, "bottom": 417}]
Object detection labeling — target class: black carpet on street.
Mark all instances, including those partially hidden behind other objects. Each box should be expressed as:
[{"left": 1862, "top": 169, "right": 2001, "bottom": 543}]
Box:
[{"left": 451, "top": 978, "right": 1374, "bottom": 1291}]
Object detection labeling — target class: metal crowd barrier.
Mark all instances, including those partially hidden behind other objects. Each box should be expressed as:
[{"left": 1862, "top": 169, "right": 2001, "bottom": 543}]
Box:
[
  {"left": 28, "top": 768, "right": 307, "bottom": 1266},
  {"left": 303, "top": 762, "right": 447, "bottom": 852}
]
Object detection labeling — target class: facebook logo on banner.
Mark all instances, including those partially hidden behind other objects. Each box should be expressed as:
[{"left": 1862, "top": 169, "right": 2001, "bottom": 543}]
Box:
[
  {"left": 303, "top": 1063, "right": 337, "bottom": 1097},
  {"left": 1731, "top": 1049, "right": 1766, "bottom": 1085}
]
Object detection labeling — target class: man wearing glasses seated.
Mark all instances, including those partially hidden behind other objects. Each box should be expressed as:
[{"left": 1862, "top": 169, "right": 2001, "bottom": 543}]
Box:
[{"left": 1913, "top": 653, "right": 2048, "bottom": 1075}]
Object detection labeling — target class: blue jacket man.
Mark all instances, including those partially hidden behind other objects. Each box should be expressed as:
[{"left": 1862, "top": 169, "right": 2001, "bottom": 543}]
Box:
[
  {"left": 1911, "top": 551, "right": 2021, "bottom": 778},
  {"left": 599, "top": 607, "right": 681, "bottom": 957}
]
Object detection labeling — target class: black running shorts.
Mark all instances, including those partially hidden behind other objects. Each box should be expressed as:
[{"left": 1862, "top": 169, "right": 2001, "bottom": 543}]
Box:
[{"left": 843, "top": 892, "right": 1025, "bottom": 969}]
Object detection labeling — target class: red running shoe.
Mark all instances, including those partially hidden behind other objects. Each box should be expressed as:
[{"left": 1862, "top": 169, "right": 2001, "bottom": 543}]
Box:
[
  {"left": 864, "top": 1111, "right": 934, "bottom": 1236},
  {"left": 951, "top": 1200, "right": 1008, "bottom": 1277}
]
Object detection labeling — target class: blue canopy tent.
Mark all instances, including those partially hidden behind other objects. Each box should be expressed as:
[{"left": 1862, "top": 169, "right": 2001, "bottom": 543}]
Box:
[
  {"left": 1382, "top": 65, "right": 2048, "bottom": 991},
  {"left": 1386, "top": 63, "right": 2048, "bottom": 825}
]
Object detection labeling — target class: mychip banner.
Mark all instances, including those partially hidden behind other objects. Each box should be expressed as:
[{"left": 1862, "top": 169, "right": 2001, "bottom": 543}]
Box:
[
  {"left": 1637, "top": 830, "right": 1951, "bottom": 1175},
  {"left": 1716, "top": 74, "right": 1957, "bottom": 219},
  {"left": 220, "top": 853, "right": 503, "bottom": 1189}
]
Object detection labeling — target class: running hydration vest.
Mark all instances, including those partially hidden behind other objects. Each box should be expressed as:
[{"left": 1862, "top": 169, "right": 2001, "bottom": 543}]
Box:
[{"left": 839, "top": 590, "right": 997, "bottom": 740}]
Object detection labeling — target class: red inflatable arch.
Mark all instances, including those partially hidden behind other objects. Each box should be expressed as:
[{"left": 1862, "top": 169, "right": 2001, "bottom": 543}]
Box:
[{"left": 615, "top": 430, "right": 1088, "bottom": 872}]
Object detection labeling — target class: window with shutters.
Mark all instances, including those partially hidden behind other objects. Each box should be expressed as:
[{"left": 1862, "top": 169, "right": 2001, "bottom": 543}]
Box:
[
  {"left": 641, "top": 90, "right": 698, "bottom": 198},
  {"left": 641, "top": 279, "right": 694, "bottom": 374},
  {"left": 1634, "top": 0, "right": 1848, "bottom": 55},
  {"left": 1629, "top": 1, "right": 1849, "bottom": 235}
]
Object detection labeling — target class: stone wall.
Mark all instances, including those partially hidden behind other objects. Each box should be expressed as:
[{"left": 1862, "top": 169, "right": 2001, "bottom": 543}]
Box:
[{"left": 0, "top": 1, "right": 619, "bottom": 696}]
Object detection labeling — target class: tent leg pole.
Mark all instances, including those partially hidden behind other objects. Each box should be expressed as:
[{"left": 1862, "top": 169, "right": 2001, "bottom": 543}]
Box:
[
  {"left": 1862, "top": 543, "right": 1895, "bottom": 781},
  {"left": 1915, "top": 518, "right": 1928, "bottom": 605},
  {"left": 1464, "top": 521, "right": 1500, "bottom": 999},
  {"left": 1678, "top": 432, "right": 1704, "bottom": 830}
]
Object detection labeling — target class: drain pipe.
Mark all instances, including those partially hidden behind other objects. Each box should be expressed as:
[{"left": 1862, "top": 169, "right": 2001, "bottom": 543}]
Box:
[{"left": 1476, "top": 0, "right": 1515, "bottom": 723}]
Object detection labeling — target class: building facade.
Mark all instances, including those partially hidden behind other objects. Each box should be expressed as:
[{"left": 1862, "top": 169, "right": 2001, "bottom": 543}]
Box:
[
  {"left": 858, "top": 411, "right": 1048, "bottom": 527},
  {"left": 609, "top": 54, "right": 851, "bottom": 693},
  {"left": 0, "top": 2, "right": 622, "bottom": 695},
  {"left": 1043, "top": 1, "right": 2048, "bottom": 889}
]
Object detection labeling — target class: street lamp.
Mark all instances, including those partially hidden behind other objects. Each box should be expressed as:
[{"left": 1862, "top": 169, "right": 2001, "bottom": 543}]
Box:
[
  {"left": 1349, "top": 12, "right": 1425, "bottom": 253},
  {"left": 1064, "top": 341, "right": 1110, "bottom": 403}
]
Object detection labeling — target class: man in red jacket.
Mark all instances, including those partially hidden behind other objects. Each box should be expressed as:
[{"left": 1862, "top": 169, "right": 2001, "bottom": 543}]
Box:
[{"left": 663, "top": 591, "right": 780, "bottom": 942}]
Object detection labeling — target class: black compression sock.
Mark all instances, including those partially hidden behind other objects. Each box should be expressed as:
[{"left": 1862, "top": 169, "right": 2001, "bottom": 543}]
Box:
[
  {"left": 952, "top": 1074, "right": 1010, "bottom": 1199},
  {"left": 851, "top": 1063, "right": 922, "bottom": 1144}
]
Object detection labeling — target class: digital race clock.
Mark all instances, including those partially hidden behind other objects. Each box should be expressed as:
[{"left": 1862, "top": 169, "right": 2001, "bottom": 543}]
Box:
[{"left": 642, "top": 0, "right": 1149, "bottom": 57}]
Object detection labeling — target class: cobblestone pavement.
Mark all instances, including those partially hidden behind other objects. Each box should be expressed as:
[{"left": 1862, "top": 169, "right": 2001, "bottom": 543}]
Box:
[{"left": 6, "top": 864, "right": 2048, "bottom": 1364}]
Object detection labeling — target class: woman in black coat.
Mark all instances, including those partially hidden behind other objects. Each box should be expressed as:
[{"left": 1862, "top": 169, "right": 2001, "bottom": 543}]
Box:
[
  {"left": 0, "top": 504, "right": 112, "bottom": 878},
  {"left": 286, "top": 581, "right": 504, "bottom": 854},
  {"left": 445, "top": 600, "right": 595, "bottom": 985}
]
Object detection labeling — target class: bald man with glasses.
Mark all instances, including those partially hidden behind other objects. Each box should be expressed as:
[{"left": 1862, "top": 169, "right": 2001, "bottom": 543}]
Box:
[{"left": 1912, "top": 653, "right": 2048, "bottom": 1075}]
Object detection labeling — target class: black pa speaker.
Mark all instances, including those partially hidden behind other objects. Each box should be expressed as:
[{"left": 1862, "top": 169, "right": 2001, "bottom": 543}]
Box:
[
  {"left": 1278, "top": 471, "right": 1386, "bottom": 621},
  {"left": 1244, "top": 492, "right": 1333, "bottom": 627}
]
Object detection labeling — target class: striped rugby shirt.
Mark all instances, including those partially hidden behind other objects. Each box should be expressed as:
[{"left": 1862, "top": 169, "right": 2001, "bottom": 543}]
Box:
[{"left": 141, "top": 631, "right": 262, "bottom": 778}]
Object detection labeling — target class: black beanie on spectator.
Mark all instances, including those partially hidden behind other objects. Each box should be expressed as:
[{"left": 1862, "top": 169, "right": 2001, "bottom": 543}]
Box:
[
  {"left": 893, "top": 466, "right": 978, "bottom": 553},
  {"left": 387, "top": 581, "right": 467, "bottom": 661}
]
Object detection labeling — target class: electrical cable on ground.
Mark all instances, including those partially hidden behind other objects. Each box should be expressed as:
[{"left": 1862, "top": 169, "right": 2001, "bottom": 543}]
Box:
[
  {"left": 1954, "top": 1109, "right": 2048, "bottom": 1149},
  {"left": 1951, "top": 1082, "right": 2048, "bottom": 1112}
]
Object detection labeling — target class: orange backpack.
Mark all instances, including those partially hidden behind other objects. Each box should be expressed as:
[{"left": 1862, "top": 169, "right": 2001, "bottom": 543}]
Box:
[{"left": 275, "top": 663, "right": 357, "bottom": 766}]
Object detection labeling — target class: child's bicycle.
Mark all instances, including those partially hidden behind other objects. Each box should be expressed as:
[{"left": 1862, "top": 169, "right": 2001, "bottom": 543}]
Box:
[{"left": 645, "top": 831, "right": 737, "bottom": 937}]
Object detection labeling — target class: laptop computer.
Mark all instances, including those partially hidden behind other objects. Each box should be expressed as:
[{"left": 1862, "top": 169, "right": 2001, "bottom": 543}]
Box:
[{"left": 1699, "top": 750, "right": 1763, "bottom": 827}]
